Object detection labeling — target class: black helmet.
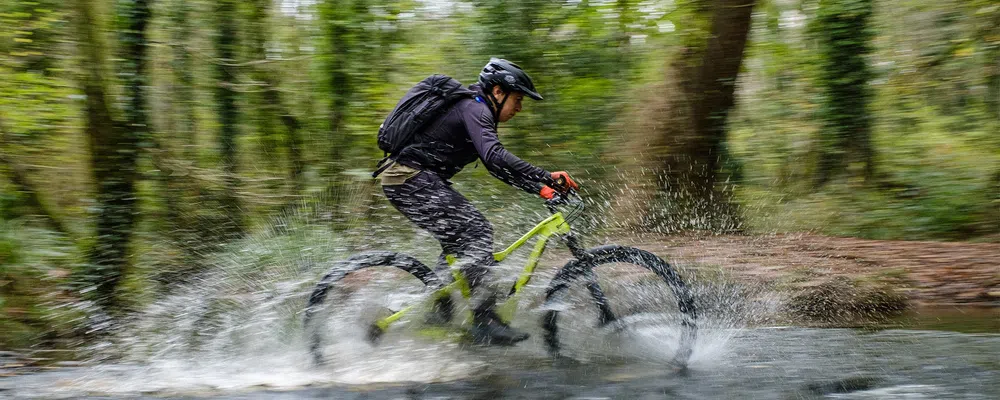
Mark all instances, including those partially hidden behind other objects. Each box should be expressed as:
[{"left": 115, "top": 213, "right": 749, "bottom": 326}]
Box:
[{"left": 478, "top": 58, "right": 543, "bottom": 100}]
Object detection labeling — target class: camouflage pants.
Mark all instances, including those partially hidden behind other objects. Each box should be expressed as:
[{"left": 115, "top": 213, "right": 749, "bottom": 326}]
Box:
[{"left": 383, "top": 170, "right": 494, "bottom": 289}]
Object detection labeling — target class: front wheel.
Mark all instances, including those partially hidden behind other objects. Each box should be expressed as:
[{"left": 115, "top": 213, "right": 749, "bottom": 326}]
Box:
[{"left": 541, "top": 245, "right": 697, "bottom": 366}]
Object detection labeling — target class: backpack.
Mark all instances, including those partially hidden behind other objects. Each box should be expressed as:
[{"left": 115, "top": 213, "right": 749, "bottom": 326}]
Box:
[{"left": 372, "top": 75, "right": 475, "bottom": 177}]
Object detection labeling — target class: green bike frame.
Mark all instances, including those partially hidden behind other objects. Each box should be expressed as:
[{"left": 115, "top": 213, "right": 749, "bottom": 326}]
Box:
[{"left": 373, "top": 212, "right": 572, "bottom": 332}]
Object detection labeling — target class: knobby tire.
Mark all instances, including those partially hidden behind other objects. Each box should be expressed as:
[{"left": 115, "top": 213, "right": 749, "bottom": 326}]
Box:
[{"left": 541, "top": 245, "right": 698, "bottom": 367}]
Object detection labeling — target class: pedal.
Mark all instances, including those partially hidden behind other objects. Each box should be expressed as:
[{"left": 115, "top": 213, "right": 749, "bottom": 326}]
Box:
[{"left": 424, "top": 296, "right": 454, "bottom": 326}]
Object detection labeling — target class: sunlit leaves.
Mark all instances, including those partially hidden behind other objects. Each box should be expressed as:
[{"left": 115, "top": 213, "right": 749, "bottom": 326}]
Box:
[{"left": 0, "top": 0, "right": 66, "bottom": 73}]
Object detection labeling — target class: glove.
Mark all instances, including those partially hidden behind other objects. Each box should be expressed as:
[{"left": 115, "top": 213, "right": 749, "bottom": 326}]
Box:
[
  {"left": 539, "top": 171, "right": 579, "bottom": 200},
  {"left": 549, "top": 171, "right": 579, "bottom": 192},
  {"left": 540, "top": 185, "right": 557, "bottom": 200}
]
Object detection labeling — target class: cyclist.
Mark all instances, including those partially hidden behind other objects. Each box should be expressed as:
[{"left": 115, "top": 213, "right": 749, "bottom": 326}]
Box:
[{"left": 379, "top": 58, "right": 578, "bottom": 345}]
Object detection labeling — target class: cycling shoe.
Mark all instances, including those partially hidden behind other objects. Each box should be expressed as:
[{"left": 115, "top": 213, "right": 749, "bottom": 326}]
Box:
[
  {"left": 469, "top": 310, "right": 529, "bottom": 346},
  {"left": 425, "top": 296, "right": 454, "bottom": 326}
]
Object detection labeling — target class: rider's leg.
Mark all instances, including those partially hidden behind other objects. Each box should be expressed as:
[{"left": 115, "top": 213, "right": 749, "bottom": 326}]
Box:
[
  {"left": 443, "top": 225, "right": 528, "bottom": 346},
  {"left": 383, "top": 171, "right": 528, "bottom": 344},
  {"left": 383, "top": 170, "right": 494, "bottom": 278}
]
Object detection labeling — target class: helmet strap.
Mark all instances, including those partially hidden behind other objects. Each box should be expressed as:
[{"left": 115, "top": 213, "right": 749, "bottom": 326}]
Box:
[{"left": 485, "top": 87, "right": 509, "bottom": 127}]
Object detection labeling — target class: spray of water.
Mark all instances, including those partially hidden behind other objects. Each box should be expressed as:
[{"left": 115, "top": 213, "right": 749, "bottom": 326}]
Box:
[{"left": 42, "top": 177, "right": 789, "bottom": 396}]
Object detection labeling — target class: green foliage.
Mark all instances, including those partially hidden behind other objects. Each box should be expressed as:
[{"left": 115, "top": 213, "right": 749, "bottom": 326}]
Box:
[
  {"left": 732, "top": 0, "right": 999, "bottom": 240},
  {"left": 0, "top": 0, "right": 66, "bottom": 73},
  {"left": 813, "top": 0, "right": 876, "bottom": 184},
  {"left": 1, "top": 0, "right": 998, "bottom": 348},
  {"left": 467, "top": 0, "right": 646, "bottom": 168},
  {"left": 0, "top": 221, "right": 86, "bottom": 349},
  {"left": 0, "top": 70, "right": 76, "bottom": 143}
]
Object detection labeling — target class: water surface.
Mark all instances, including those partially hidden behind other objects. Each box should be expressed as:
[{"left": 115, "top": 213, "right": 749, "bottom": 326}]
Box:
[{"left": 3, "top": 325, "right": 997, "bottom": 399}]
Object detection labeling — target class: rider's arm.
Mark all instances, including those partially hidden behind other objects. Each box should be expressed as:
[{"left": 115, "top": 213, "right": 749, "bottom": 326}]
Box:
[{"left": 463, "top": 106, "right": 553, "bottom": 194}]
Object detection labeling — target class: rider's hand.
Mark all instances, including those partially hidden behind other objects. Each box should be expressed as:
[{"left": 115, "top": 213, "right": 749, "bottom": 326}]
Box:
[
  {"left": 540, "top": 185, "right": 557, "bottom": 200},
  {"left": 550, "top": 171, "right": 579, "bottom": 193}
]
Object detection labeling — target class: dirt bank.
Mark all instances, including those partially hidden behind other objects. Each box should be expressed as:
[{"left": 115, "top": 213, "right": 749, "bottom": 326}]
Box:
[{"left": 606, "top": 233, "right": 999, "bottom": 307}]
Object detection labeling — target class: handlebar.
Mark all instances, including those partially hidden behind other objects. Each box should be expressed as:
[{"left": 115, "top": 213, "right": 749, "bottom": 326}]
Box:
[{"left": 545, "top": 188, "right": 583, "bottom": 215}]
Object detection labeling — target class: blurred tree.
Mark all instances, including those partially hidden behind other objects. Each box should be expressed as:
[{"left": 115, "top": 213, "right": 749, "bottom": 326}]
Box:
[
  {"left": 1, "top": 0, "right": 64, "bottom": 74},
  {"left": 473, "top": 0, "right": 561, "bottom": 151},
  {"left": 248, "top": 0, "right": 305, "bottom": 204},
  {"left": 156, "top": 0, "right": 195, "bottom": 228},
  {"left": 0, "top": 117, "right": 67, "bottom": 235},
  {"left": 247, "top": 0, "right": 280, "bottom": 169},
  {"left": 70, "top": 0, "right": 150, "bottom": 311},
  {"left": 169, "top": 0, "right": 196, "bottom": 162},
  {"left": 319, "top": 0, "right": 401, "bottom": 227},
  {"left": 473, "top": 0, "right": 548, "bottom": 68},
  {"left": 614, "top": 0, "right": 639, "bottom": 79},
  {"left": 972, "top": 0, "right": 1000, "bottom": 120},
  {"left": 142, "top": 0, "right": 201, "bottom": 283},
  {"left": 813, "top": 0, "right": 875, "bottom": 185},
  {"left": 616, "top": 0, "right": 756, "bottom": 232},
  {"left": 471, "top": 0, "right": 636, "bottom": 162},
  {"left": 319, "top": 0, "right": 358, "bottom": 185},
  {"left": 0, "top": 1, "right": 71, "bottom": 233},
  {"left": 214, "top": 0, "right": 244, "bottom": 235}
]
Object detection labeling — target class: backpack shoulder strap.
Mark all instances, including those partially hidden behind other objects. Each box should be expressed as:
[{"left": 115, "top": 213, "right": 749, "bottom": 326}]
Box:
[{"left": 371, "top": 156, "right": 394, "bottom": 178}]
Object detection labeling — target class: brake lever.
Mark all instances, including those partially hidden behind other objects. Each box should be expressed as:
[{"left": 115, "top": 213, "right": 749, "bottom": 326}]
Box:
[
  {"left": 545, "top": 188, "right": 581, "bottom": 214},
  {"left": 545, "top": 195, "right": 564, "bottom": 214}
]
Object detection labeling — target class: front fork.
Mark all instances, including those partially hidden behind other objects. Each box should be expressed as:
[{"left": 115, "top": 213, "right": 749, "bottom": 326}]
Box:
[
  {"left": 562, "top": 230, "right": 590, "bottom": 261},
  {"left": 558, "top": 230, "right": 616, "bottom": 326}
]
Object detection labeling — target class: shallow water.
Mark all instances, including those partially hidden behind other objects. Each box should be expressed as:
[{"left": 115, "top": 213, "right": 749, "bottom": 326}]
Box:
[
  {"left": 3, "top": 325, "right": 997, "bottom": 399},
  {"left": 2, "top": 215, "right": 996, "bottom": 399}
]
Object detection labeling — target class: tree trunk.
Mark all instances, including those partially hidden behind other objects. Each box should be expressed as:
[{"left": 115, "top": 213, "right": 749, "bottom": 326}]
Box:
[
  {"left": 214, "top": 0, "right": 244, "bottom": 235},
  {"left": 323, "top": 0, "right": 351, "bottom": 181},
  {"left": 987, "top": 48, "right": 999, "bottom": 121},
  {"left": 250, "top": 0, "right": 305, "bottom": 203},
  {"left": 273, "top": 92, "right": 306, "bottom": 201},
  {"left": 814, "top": 0, "right": 875, "bottom": 186},
  {"left": 248, "top": 0, "right": 281, "bottom": 179},
  {"left": 616, "top": 0, "right": 633, "bottom": 51},
  {"left": 116, "top": 0, "right": 162, "bottom": 237},
  {"left": 613, "top": 0, "right": 755, "bottom": 233},
  {"left": 71, "top": 0, "right": 146, "bottom": 312},
  {"left": 152, "top": 0, "right": 190, "bottom": 228},
  {"left": 319, "top": 0, "right": 365, "bottom": 227},
  {"left": 171, "top": 0, "right": 197, "bottom": 163}
]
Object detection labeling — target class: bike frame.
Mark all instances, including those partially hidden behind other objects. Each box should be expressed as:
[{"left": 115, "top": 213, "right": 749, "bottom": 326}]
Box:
[{"left": 373, "top": 211, "right": 573, "bottom": 332}]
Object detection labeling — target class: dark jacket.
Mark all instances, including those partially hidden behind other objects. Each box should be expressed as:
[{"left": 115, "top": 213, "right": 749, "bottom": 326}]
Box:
[{"left": 394, "top": 83, "right": 552, "bottom": 194}]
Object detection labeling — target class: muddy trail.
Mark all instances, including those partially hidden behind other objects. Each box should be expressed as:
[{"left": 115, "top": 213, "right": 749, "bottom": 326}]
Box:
[{"left": 601, "top": 233, "right": 999, "bottom": 307}]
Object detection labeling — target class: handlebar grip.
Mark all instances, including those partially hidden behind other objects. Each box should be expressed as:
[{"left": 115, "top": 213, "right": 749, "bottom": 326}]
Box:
[{"left": 553, "top": 176, "right": 569, "bottom": 193}]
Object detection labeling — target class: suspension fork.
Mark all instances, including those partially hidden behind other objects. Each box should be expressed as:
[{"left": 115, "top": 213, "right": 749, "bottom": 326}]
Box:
[
  {"left": 561, "top": 230, "right": 616, "bottom": 325},
  {"left": 562, "top": 230, "right": 590, "bottom": 261}
]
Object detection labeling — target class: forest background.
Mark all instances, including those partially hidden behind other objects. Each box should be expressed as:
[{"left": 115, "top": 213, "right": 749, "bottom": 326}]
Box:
[{"left": 1, "top": 0, "right": 997, "bottom": 350}]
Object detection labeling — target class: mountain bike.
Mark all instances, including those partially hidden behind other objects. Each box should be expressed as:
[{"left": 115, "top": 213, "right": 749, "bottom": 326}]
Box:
[{"left": 303, "top": 190, "right": 698, "bottom": 366}]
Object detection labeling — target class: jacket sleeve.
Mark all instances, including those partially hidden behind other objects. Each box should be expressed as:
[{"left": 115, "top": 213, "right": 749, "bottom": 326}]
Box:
[{"left": 463, "top": 106, "right": 552, "bottom": 194}]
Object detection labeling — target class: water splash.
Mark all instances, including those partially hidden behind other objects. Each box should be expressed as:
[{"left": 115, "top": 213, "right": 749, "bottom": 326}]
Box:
[{"left": 50, "top": 179, "right": 791, "bottom": 395}]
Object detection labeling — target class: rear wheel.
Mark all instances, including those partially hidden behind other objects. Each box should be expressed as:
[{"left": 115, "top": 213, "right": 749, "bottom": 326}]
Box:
[
  {"left": 541, "top": 246, "right": 697, "bottom": 366},
  {"left": 303, "top": 251, "right": 443, "bottom": 365}
]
